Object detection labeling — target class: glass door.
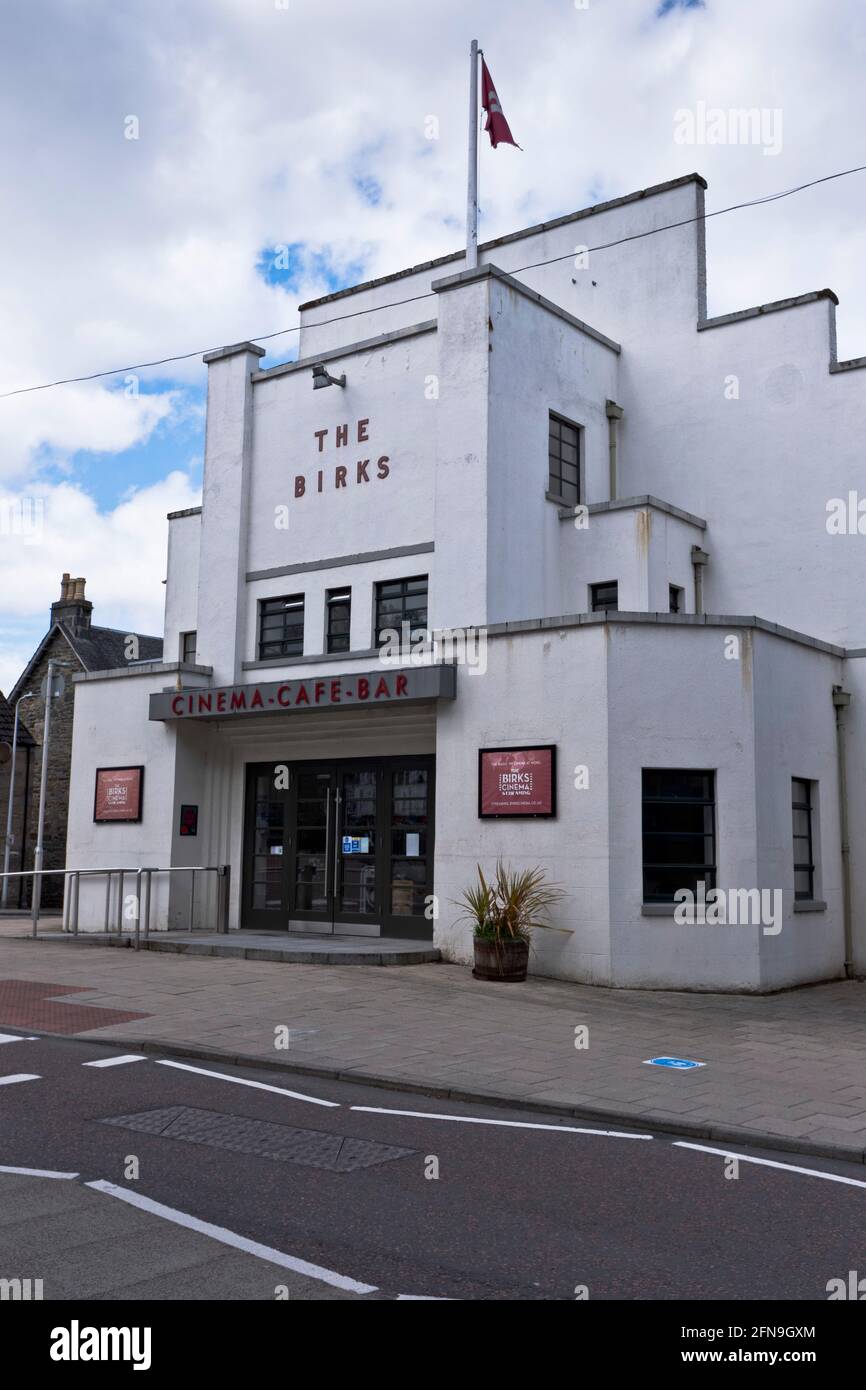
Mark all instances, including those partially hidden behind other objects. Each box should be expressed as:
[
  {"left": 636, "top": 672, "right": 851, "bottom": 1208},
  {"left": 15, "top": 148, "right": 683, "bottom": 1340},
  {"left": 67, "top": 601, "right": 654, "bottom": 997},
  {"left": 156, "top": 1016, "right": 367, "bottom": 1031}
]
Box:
[
  {"left": 289, "top": 766, "right": 335, "bottom": 928},
  {"left": 333, "top": 766, "right": 380, "bottom": 929},
  {"left": 242, "top": 757, "right": 435, "bottom": 938}
]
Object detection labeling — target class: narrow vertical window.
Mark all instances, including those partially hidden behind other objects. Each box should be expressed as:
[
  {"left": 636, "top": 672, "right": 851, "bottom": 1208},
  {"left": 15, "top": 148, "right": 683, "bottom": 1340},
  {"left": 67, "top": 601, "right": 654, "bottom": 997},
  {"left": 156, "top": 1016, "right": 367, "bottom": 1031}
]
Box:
[
  {"left": 548, "top": 412, "right": 581, "bottom": 506},
  {"left": 792, "top": 778, "right": 815, "bottom": 901},
  {"left": 326, "top": 588, "right": 351, "bottom": 654}
]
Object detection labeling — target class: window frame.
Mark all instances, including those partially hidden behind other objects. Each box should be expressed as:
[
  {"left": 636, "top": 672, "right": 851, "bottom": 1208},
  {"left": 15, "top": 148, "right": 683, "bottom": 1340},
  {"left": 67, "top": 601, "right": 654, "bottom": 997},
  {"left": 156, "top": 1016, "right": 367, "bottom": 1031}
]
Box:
[
  {"left": 258, "top": 593, "right": 305, "bottom": 660},
  {"left": 590, "top": 580, "right": 619, "bottom": 613},
  {"left": 374, "top": 575, "right": 428, "bottom": 650},
  {"left": 642, "top": 768, "right": 717, "bottom": 904},
  {"left": 792, "top": 777, "right": 816, "bottom": 901},
  {"left": 180, "top": 630, "right": 197, "bottom": 664},
  {"left": 669, "top": 585, "right": 683, "bottom": 615},
  {"left": 326, "top": 587, "right": 352, "bottom": 654},
  {"left": 547, "top": 411, "right": 582, "bottom": 507}
]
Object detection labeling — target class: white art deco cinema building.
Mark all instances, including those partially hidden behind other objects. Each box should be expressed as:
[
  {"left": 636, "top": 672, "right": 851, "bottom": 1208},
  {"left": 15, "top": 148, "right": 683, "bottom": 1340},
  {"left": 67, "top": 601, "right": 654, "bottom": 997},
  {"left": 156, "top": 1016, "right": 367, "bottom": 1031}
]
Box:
[{"left": 65, "top": 173, "right": 866, "bottom": 992}]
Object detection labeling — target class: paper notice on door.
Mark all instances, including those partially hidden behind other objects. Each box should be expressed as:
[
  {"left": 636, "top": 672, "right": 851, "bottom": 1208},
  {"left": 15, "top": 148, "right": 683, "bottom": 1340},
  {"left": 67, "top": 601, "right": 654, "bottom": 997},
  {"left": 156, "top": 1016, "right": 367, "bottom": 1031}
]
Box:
[{"left": 406, "top": 832, "right": 420, "bottom": 857}]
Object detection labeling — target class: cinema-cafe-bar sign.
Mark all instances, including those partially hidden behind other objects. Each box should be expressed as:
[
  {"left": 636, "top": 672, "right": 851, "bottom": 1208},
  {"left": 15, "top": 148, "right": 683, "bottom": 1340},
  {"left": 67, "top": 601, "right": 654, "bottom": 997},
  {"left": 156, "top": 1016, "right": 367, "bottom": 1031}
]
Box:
[{"left": 149, "top": 665, "right": 456, "bottom": 722}]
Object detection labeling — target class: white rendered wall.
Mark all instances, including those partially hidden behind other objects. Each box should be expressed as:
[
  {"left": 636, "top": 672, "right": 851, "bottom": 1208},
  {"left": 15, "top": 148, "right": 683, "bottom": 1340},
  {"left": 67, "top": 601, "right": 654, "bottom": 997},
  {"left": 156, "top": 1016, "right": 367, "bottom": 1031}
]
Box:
[
  {"left": 164, "top": 511, "right": 201, "bottom": 661},
  {"left": 434, "top": 625, "right": 612, "bottom": 985},
  {"left": 65, "top": 672, "right": 180, "bottom": 932}
]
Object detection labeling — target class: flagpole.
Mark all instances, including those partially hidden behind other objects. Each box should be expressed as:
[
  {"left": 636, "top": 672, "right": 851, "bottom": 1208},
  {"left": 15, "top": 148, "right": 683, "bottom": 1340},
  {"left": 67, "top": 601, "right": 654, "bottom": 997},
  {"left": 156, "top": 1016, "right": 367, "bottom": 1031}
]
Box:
[{"left": 466, "top": 39, "right": 479, "bottom": 269}]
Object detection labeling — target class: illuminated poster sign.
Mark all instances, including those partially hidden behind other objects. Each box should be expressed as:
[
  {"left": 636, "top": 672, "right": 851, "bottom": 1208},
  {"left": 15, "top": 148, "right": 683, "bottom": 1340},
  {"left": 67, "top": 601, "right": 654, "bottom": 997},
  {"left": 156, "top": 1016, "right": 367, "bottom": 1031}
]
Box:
[
  {"left": 478, "top": 746, "right": 557, "bottom": 818},
  {"left": 94, "top": 766, "right": 144, "bottom": 823},
  {"left": 179, "top": 804, "right": 198, "bottom": 836},
  {"left": 149, "top": 664, "right": 456, "bottom": 722}
]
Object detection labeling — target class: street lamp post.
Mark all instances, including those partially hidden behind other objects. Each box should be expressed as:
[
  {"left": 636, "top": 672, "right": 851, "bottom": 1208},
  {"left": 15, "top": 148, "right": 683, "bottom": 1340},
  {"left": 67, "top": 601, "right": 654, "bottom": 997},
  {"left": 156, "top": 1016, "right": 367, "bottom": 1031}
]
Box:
[{"left": 1, "top": 690, "right": 34, "bottom": 909}]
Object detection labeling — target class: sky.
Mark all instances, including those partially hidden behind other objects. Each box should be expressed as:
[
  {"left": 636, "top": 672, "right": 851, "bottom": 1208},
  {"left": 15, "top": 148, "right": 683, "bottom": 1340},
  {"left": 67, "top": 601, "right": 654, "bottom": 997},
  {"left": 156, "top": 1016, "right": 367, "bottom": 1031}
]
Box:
[{"left": 1, "top": 0, "right": 865, "bottom": 693}]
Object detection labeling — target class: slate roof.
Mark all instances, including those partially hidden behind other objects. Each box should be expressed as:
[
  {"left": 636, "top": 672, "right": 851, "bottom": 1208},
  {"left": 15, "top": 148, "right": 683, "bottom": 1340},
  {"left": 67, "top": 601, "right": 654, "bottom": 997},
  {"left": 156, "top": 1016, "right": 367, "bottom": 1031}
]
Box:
[
  {"left": 63, "top": 624, "right": 164, "bottom": 671},
  {"left": 9, "top": 622, "right": 164, "bottom": 705},
  {"left": 0, "top": 689, "right": 35, "bottom": 746}
]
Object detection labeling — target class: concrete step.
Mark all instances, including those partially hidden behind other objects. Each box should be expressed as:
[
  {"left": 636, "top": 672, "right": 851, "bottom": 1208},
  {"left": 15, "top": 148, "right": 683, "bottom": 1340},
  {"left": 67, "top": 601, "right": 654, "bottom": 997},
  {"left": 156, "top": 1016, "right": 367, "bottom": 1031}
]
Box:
[{"left": 29, "top": 930, "right": 441, "bottom": 967}]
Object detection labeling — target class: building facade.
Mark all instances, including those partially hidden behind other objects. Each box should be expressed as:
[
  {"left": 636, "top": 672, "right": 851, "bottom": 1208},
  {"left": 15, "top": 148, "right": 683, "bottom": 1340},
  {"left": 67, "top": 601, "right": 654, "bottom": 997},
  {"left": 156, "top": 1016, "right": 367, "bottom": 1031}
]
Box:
[
  {"left": 8, "top": 576, "right": 162, "bottom": 907},
  {"left": 0, "top": 690, "right": 35, "bottom": 907},
  {"left": 65, "top": 173, "right": 866, "bottom": 990}
]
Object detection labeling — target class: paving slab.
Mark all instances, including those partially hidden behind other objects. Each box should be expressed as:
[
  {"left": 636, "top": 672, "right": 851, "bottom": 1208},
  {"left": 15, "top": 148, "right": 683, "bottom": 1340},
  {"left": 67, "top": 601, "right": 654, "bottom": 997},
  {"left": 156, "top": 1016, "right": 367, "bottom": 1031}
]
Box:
[{"left": 1, "top": 937, "right": 865, "bottom": 1162}]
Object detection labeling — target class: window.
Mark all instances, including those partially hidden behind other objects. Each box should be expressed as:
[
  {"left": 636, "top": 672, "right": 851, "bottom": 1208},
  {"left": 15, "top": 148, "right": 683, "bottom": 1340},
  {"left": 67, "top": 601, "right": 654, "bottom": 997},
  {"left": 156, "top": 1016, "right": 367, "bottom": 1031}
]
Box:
[
  {"left": 180, "top": 630, "right": 197, "bottom": 663},
  {"left": 326, "top": 587, "right": 351, "bottom": 654},
  {"left": 590, "top": 581, "right": 618, "bottom": 613},
  {"left": 259, "top": 594, "right": 304, "bottom": 659},
  {"left": 642, "top": 769, "right": 716, "bottom": 903},
  {"left": 548, "top": 412, "right": 581, "bottom": 506},
  {"left": 375, "top": 576, "right": 428, "bottom": 649},
  {"left": 792, "top": 778, "right": 815, "bottom": 900},
  {"left": 669, "top": 585, "right": 683, "bottom": 614}
]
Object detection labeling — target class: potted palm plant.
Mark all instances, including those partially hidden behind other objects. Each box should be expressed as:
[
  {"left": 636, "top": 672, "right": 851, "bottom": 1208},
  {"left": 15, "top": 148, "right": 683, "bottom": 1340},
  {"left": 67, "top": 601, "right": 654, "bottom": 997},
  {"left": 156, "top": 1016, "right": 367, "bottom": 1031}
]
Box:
[{"left": 458, "top": 860, "right": 565, "bottom": 982}]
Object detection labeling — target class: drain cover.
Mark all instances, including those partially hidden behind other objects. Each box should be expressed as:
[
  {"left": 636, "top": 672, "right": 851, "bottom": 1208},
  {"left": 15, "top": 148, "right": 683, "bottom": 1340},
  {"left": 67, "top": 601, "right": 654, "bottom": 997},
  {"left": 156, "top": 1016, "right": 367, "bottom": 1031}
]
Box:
[{"left": 100, "top": 1105, "right": 416, "bottom": 1172}]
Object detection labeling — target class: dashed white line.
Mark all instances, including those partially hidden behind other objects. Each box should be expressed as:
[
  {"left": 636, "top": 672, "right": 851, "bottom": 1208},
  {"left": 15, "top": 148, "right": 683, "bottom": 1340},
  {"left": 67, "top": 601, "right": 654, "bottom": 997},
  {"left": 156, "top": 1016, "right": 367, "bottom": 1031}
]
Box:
[
  {"left": 0, "top": 1164, "right": 79, "bottom": 1179},
  {"left": 674, "top": 1142, "right": 866, "bottom": 1189},
  {"left": 85, "top": 1181, "right": 376, "bottom": 1293},
  {"left": 0, "top": 1073, "right": 40, "bottom": 1086},
  {"left": 155, "top": 1059, "right": 339, "bottom": 1107},
  {"left": 0, "top": 1033, "right": 38, "bottom": 1044},
  {"left": 83, "top": 1054, "right": 146, "bottom": 1068},
  {"left": 350, "top": 1105, "right": 653, "bottom": 1139}
]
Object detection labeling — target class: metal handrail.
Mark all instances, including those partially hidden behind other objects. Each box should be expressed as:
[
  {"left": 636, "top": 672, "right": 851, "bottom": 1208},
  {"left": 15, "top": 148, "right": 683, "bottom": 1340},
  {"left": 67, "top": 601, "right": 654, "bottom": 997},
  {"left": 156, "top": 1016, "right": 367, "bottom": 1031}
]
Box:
[{"left": 0, "top": 864, "right": 230, "bottom": 947}]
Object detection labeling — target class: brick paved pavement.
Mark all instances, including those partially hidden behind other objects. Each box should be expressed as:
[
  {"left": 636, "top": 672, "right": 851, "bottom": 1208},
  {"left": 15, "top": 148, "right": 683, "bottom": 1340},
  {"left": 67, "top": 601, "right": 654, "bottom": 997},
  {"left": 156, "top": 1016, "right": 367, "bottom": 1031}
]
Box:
[{"left": 0, "top": 938, "right": 864, "bottom": 1161}]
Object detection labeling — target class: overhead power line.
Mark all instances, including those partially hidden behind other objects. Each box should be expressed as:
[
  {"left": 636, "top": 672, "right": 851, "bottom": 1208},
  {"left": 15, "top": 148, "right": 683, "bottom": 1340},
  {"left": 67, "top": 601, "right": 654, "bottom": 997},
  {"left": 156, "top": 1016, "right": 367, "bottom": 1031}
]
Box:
[{"left": 2, "top": 162, "right": 864, "bottom": 402}]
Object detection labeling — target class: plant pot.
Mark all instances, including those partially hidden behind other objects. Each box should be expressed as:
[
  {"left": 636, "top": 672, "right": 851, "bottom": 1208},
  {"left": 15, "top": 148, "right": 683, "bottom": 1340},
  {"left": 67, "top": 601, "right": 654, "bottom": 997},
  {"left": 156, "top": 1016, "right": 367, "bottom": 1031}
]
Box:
[{"left": 473, "top": 936, "right": 529, "bottom": 982}]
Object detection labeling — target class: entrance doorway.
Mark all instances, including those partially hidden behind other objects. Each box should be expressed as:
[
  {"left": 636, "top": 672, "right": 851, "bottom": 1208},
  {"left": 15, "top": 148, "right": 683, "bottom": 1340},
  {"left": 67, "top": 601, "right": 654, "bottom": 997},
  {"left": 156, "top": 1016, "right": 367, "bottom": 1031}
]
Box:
[{"left": 242, "top": 756, "right": 434, "bottom": 939}]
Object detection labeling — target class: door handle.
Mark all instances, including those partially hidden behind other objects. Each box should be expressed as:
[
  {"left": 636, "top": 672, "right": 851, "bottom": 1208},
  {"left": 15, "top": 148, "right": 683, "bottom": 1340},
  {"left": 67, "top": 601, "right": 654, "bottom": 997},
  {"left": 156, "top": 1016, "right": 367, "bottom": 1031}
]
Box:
[
  {"left": 324, "top": 787, "right": 331, "bottom": 900},
  {"left": 333, "top": 788, "right": 341, "bottom": 898}
]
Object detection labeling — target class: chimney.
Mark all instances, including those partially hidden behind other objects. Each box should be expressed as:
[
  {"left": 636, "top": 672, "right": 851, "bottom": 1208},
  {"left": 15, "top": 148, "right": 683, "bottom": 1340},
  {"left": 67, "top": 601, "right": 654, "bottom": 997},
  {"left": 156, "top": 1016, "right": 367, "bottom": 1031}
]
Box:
[{"left": 51, "top": 572, "right": 93, "bottom": 636}]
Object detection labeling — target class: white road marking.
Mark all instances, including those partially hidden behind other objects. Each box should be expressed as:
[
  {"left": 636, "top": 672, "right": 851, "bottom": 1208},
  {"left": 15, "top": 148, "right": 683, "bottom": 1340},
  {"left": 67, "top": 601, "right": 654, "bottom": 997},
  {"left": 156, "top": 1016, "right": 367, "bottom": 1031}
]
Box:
[
  {"left": 156, "top": 1059, "right": 339, "bottom": 1107},
  {"left": 350, "top": 1105, "right": 653, "bottom": 1139},
  {"left": 674, "top": 1141, "right": 866, "bottom": 1189},
  {"left": 0, "top": 1164, "right": 79, "bottom": 1179},
  {"left": 0, "top": 1073, "right": 40, "bottom": 1086},
  {"left": 397, "top": 1294, "right": 451, "bottom": 1300},
  {"left": 83, "top": 1054, "right": 146, "bottom": 1068},
  {"left": 86, "top": 1181, "right": 376, "bottom": 1293},
  {"left": 0, "top": 1032, "right": 37, "bottom": 1044}
]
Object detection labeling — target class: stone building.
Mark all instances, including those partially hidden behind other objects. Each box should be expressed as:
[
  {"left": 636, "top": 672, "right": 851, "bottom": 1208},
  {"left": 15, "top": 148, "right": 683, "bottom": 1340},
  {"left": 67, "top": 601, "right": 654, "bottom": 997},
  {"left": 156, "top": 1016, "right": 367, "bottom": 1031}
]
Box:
[
  {"left": 7, "top": 575, "right": 162, "bottom": 907},
  {"left": 0, "top": 689, "right": 36, "bottom": 908}
]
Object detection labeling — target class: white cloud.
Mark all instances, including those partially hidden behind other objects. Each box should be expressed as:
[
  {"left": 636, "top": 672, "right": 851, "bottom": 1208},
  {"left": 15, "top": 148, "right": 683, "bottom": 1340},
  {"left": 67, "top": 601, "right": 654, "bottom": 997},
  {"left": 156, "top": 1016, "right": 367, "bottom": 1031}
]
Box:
[
  {"left": 0, "top": 0, "right": 864, "bottom": 650},
  {"left": 0, "top": 471, "right": 201, "bottom": 693}
]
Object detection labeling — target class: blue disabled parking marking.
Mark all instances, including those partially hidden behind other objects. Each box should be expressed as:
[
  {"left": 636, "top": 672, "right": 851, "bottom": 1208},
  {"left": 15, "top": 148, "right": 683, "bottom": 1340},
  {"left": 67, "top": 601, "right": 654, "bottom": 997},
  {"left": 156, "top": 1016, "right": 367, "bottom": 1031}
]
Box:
[{"left": 643, "top": 1056, "right": 706, "bottom": 1070}]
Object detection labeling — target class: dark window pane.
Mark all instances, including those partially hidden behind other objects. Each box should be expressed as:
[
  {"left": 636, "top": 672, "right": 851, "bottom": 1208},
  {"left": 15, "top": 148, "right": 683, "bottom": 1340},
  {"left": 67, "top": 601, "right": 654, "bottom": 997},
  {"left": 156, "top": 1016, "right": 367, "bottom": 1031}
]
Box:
[
  {"left": 258, "top": 593, "right": 305, "bottom": 660},
  {"left": 642, "top": 769, "right": 716, "bottom": 903},
  {"left": 548, "top": 413, "right": 582, "bottom": 505},
  {"left": 591, "top": 582, "right": 618, "bottom": 612},
  {"left": 375, "top": 577, "right": 428, "bottom": 647}
]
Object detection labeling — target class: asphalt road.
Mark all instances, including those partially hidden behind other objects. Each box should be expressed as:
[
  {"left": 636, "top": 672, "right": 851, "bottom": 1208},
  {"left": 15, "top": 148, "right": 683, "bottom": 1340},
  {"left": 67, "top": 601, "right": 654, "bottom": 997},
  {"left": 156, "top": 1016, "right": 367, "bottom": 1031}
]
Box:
[{"left": 1, "top": 1030, "right": 864, "bottom": 1301}]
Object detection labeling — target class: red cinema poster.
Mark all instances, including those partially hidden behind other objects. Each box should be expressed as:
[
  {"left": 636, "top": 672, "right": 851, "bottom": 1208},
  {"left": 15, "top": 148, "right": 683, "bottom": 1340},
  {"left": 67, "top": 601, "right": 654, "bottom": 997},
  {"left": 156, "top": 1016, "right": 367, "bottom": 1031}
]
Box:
[
  {"left": 94, "top": 766, "right": 144, "bottom": 823},
  {"left": 478, "top": 746, "right": 557, "bottom": 818}
]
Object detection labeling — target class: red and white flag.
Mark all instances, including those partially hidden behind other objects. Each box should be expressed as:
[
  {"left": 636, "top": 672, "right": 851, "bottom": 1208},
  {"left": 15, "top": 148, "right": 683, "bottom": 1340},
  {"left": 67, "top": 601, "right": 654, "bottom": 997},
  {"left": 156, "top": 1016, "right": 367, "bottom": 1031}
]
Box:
[{"left": 481, "top": 58, "right": 520, "bottom": 149}]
